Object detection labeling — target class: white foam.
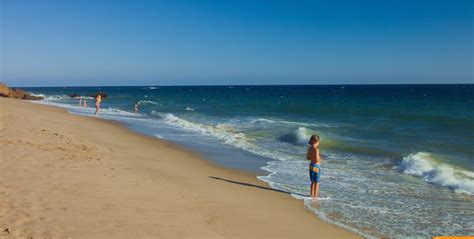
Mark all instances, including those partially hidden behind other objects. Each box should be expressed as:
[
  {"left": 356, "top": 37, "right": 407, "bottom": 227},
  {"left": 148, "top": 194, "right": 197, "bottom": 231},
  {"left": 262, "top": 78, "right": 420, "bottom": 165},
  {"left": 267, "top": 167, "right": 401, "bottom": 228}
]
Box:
[
  {"left": 302, "top": 200, "right": 374, "bottom": 239},
  {"left": 35, "top": 100, "right": 142, "bottom": 118},
  {"left": 43, "top": 95, "right": 69, "bottom": 101},
  {"left": 249, "top": 117, "right": 335, "bottom": 127},
  {"left": 138, "top": 100, "right": 160, "bottom": 106},
  {"left": 400, "top": 152, "right": 474, "bottom": 195},
  {"left": 279, "top": 120, "right": 335, "bottom": 128},
  {"left": 249, "top": 118, "right": 277, "bottom": 124},
  {"left": 150, "top": 111, "right": 293, "bottom": 161},
  {"left": 42, "top": 94, "right": 94, "bottom": 101},
  {"left": 291, "top": 194, "right": 331, "bottom": 200},
  {"left": 30, "top": 93, "right": 46, "bottom": 98},
  {"left": 103, "top": 107, "right": 141, "bottom": 117},
  {"left": 295, "top": 127, "right": 312, "bottom": 144}
]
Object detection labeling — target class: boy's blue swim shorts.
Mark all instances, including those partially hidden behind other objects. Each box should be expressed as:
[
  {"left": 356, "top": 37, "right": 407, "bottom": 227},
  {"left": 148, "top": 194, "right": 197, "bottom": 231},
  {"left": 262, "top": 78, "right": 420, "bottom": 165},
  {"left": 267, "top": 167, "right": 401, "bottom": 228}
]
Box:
[{"left": 309, "top": 163, "right": 321, "bottom": 183}]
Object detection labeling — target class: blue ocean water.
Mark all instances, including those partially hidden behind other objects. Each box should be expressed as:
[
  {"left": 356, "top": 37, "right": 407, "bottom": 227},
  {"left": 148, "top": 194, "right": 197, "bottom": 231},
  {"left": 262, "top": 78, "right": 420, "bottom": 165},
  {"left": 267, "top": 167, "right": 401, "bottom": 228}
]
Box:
[{"left": 25, "top": 85, "right": 474, "bottom": 238}]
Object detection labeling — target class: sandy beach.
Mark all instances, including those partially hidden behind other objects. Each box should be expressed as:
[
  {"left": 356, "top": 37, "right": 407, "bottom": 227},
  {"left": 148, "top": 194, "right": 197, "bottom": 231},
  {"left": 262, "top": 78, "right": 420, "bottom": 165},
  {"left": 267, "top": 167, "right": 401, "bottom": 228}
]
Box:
[{"left": 0, "top": 97, "right": 360, "bottom": 239}]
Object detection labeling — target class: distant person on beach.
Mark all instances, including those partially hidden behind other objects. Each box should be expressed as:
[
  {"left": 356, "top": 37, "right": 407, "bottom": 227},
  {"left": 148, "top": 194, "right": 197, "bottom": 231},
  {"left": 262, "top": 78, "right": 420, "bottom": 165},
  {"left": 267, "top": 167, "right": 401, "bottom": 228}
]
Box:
[
  {"left": 95, "top": 94, "right": 102, "bottom": 114},
  {"left": 79, "top": 98, "right": 82, "bottom": 106},
  {"left": 134, "top": 101, "right": 139, "bottom": 112},
  {"left": 306, "top": 135, "right": 321, "bottom": 198},
  {"left": 83, "top": 99, "right": 87, "bottom": 108}
]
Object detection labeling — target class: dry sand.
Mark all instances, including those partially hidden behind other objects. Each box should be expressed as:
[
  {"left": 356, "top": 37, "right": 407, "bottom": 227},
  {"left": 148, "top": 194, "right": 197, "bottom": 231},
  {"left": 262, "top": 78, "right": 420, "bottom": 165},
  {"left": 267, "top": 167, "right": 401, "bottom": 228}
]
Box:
[{"left": 0, "top": 98, "right": 360, "bottom": 239}]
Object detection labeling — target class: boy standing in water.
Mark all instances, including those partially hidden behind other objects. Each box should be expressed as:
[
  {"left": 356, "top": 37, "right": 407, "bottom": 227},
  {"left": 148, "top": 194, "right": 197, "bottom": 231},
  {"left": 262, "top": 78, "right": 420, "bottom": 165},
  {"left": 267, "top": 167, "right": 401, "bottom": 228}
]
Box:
[{"left": 307, "top": 135, "right": 321, "bottom": 198}]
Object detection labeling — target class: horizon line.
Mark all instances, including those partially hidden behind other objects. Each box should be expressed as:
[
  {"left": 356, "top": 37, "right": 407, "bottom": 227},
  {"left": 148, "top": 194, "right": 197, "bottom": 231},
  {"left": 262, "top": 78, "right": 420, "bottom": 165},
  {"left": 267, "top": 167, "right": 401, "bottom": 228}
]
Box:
[{"left": 9, "top": 82, "right": 474, "bottom": 88}]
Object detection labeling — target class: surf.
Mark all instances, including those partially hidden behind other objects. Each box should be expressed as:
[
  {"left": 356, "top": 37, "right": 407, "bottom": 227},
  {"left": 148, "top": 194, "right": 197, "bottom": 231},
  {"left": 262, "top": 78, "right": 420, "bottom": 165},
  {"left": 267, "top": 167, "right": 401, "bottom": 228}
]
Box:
[
  {"left": 399, "top": 152, "right": 474, "bottom": 195},
  {"left": 150, "top": 111, "right": 295, "bottom": 161}
]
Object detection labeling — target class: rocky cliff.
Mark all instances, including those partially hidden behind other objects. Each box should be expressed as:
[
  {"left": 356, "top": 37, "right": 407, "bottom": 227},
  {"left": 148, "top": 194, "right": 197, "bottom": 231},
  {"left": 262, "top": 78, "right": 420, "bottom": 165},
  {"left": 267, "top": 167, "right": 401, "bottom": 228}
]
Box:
[{"left": 0, "top": 83, "right": 44, "bottom": 100}]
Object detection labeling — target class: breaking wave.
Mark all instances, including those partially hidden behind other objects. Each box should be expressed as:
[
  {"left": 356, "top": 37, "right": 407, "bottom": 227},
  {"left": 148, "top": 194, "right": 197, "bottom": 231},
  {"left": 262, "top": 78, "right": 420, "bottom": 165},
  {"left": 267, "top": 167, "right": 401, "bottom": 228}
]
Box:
[
  {"left": 30, "top": 93, "right": 46, "bottom": 98},
  {"left": 399, "top": 152, "right": 474, "bottom": 195},
  {"left": 43, "top": 95, "right": 69, "bottom": 101},
  {"left": 249, "top": 117, "right": 335, "bottom": 127},
  {"left": 43, "top": 94, "right": 94, "bottom": 101},
  {"left": 138, "top": 100, "right": 160, "bottom": 106},
  {"left": 150, "top": 111, "right": 293, "bottom": 161},
  {"left": 278, "top": 127, "right": 313, "bottom": 145}
]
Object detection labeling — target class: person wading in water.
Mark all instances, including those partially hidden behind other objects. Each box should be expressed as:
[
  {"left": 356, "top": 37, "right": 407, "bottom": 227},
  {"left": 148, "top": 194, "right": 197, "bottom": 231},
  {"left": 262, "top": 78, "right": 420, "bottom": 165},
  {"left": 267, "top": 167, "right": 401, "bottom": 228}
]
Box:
[{"left": 306, "top": 135, "right": 322, "bottom": 198}]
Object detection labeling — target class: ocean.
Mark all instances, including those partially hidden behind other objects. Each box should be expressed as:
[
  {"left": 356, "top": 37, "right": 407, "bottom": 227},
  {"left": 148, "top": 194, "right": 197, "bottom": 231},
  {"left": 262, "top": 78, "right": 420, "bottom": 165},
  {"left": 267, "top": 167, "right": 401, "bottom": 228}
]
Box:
[{"left": 24, "top": 84, "right": 474, "bottom": 238}]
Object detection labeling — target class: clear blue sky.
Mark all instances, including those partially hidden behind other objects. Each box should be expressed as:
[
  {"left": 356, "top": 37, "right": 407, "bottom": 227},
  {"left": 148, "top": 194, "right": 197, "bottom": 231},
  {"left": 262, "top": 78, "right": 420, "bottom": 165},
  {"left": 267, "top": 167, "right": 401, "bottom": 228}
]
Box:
[{"left": 1, "top": 0, "right": 472, "bottom": 86}]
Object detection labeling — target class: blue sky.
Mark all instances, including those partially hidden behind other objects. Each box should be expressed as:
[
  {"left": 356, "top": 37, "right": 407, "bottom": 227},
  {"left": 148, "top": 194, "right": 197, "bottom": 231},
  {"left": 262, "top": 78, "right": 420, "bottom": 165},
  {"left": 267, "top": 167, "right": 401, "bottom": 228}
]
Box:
[{"left": 1, "top": 0, "right": 472, "bottom": 86}]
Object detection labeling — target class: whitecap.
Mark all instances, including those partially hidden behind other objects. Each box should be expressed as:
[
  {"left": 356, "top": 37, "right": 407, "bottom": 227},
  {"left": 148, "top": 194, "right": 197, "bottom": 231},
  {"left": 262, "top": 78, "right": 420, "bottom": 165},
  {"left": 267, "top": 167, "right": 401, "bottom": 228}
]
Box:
[
  {"left": 138, "top": 100, "right": 160, "bottom": 106},
  {"left": 43, "top": 95, "right": 69, "bottom": 101},
  {"left": 399, "top": 152, "right": 474, "bottom": 195},
  {"left": 30, "top": 93, "right": 46, "bottom": 98},
  {"left": 278, "top": 127, "right": 314, "bottom": 145},
  {"left": 249, "top": 118, "right": 276, "bottom": 124},
  {"left": 279, "top": 120, "right": 335, "bottom": 128},
  {"left": 248, "top": 117, "right": 335, "bottom": 128}
]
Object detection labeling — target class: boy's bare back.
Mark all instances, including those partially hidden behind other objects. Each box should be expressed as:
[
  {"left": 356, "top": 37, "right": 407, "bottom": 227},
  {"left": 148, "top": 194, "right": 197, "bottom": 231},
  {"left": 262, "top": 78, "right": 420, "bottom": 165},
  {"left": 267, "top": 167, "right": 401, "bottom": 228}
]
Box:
[{"left": 306, "top": 143, "right": 320, "bottom": 164}]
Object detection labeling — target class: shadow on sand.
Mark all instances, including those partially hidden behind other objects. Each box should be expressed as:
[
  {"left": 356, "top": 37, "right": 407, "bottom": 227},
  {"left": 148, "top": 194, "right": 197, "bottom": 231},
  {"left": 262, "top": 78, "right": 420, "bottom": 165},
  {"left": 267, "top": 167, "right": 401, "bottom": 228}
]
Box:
[{"left": 209, "top": 176, "right": 307, "bottom": 197}]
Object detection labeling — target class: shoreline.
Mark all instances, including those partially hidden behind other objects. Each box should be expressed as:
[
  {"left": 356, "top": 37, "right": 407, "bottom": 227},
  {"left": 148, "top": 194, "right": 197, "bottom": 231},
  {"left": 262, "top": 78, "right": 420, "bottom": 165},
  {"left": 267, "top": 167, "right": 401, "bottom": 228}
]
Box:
[{"left": 0, "top": 97, "right": 361, "bottom": 238}]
